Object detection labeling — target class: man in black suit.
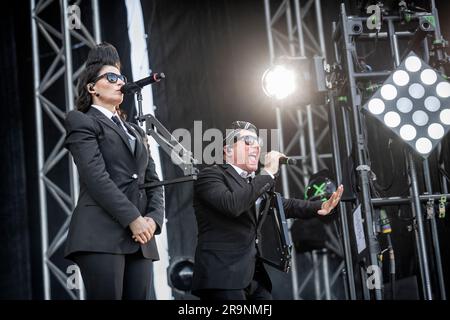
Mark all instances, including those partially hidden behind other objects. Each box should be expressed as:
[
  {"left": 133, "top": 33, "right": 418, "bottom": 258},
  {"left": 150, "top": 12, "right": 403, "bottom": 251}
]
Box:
[{"left": 192, "top": 121, "right": 343, "bottom": 300}]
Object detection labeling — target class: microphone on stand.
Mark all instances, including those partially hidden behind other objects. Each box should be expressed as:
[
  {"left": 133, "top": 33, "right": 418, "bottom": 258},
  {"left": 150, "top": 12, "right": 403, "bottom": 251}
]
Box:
[
  {"left": 121, "top": 72, "right": 165, "bottom": 95},
  {"left": 123, "top": 72, "right": 165, "bottom": 124}
]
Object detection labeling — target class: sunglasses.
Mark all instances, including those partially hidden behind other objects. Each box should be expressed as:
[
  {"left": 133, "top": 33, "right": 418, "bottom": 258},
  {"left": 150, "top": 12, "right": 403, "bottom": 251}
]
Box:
[
  {"left": 92, "top": 72, "right": 127, "bottom": 84},
  {"left": 237, "top": 135, "right": 263, "bottom": 147}
]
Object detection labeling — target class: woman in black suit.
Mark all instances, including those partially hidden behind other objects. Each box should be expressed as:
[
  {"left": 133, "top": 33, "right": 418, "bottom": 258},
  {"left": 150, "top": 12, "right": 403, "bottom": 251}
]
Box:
[{"left": 64, "top": 43, "right": 165, "bottom": 300}]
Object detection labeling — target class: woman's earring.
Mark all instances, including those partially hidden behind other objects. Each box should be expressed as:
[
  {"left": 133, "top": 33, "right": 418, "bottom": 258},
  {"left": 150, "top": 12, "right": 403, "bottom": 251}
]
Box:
[{"left": 95, "top": 93, "right": 100, "bottom": 97}]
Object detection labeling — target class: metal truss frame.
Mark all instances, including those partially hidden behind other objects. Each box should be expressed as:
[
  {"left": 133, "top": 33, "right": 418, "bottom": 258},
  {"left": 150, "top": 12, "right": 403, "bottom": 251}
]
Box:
[
  {"left": 263, "top": 0, "right": 355, "bottom": 300},
  {"left": 331, "top": 0, "right": 447, "bottom": 300},
  {"left": 31, "top": 0, "right": 101, "bottom": 299}
]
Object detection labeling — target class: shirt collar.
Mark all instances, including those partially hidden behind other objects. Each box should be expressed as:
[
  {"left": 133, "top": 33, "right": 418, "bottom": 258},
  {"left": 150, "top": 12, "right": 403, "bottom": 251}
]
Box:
[
  {"left": 91, "top": 105, "right": 118, "bottom": 121},
  {"left": 228, "top": 163, "right": 255, "bottom": 179}
]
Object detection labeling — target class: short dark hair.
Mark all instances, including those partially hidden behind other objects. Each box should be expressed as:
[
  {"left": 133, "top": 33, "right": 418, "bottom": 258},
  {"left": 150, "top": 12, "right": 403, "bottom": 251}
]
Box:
[
  {"left": 75, "top": 42, "right": 122, "bottom": 113},
  {"left": 223, "top": 121, "right": 258, "bottom": 147}
]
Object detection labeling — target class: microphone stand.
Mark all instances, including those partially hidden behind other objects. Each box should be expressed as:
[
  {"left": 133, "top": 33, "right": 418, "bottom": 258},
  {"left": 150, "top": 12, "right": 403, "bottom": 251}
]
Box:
[{"left": 133, "top": 87, "right": 198, "bottom": 189}]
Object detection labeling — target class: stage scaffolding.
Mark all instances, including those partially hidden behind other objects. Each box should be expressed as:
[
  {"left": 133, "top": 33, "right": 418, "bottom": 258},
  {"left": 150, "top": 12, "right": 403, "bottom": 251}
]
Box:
[
  {"left": 264, "top": 0, "right": 352, "bottom": 300},
  {"left": 264, "top": 0, "right": 449, "bottom": 300},
  {"left": 30, "top": 0, "right": 101, "bottom": 299}
]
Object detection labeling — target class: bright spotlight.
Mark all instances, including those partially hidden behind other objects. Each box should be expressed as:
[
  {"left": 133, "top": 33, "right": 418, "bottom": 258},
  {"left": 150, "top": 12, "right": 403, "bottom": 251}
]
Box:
[
  {"left": 381, "top": 84, "right": 397, "bottom": 100},
  {"left": 362, "top": 52, "right": 450, "bottom": 158},
  {"left": 420, "top": 69, "right": 437, "bottom": 85},
  {"left": 428, "top": 123, "right": 445, "bottom": 140},
  {"left": 368, "top": 98, "right": 385, "bottom": 115},
  {"left": 262, "top": 65, "right": 296, "bottom": 100},
  {"left": 440, "top": 109, "right": 450, "bottom": 125},
  {"left": 393, "top": 70, "right": 410, "bottom": 86},
  {"left": 436, "top": 82, "right": 450, "bottom": 98},
  {"left": 405, "top": 55, "right": 422, "bottom": 72},
  {"left": 415, "top": 137, "right": 432, "bottom": 154},
  {"left": 399, "top": 125, "right": 417, "bottom": 141},
  {"left": 384, "top": 111, "right": 401, "bottom": 128}
]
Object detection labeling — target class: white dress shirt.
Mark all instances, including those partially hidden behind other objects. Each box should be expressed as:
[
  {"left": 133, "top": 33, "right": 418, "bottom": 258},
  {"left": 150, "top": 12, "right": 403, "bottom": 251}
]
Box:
[
  {"left": 91, "top": 105, "right": 136, "bottom": 142},
  {"left": 228, "top": 163, "right": 274, "bottom": 180}
]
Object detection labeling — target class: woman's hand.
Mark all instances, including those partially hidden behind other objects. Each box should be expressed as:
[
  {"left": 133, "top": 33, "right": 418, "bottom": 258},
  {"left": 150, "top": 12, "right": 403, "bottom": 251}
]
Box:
[
  {"left": 143, "top": 217, "right": 157, "bottom": 236},
  {"left": 317, "top": 185, "right": 344, "bottom": 216},
  {"left": 129, "top": 216, "right": 153, "bottom": 244}
]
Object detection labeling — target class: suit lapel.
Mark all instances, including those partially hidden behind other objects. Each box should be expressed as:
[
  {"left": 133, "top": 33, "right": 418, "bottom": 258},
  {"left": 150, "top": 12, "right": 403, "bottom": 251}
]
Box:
[
  {"left": 222, "top": 164, "right": 258, "bottom": 225},
  {"left": 124, "top": 122, "right": 144, "bottom": 159},
  {"left": 88, "top": 108, "right": 134, "bottom": 155},
  {"left": 223, "top": 164, "right": 247, "bottom": 188}
]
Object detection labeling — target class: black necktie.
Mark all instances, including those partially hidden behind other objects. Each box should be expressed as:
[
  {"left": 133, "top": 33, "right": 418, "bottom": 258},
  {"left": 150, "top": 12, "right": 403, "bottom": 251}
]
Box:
[
  {"left": 240, "top": 171, "right": 251, "bottom": 183},
  {"left": 111, "top": 115, "right": 126, "bottom": 133},
  {"left": 240, "top": 171, "right": 256, "bottom": 183},
  {"left": 112, "top": 115, "right": 136, "bottom": 153}
]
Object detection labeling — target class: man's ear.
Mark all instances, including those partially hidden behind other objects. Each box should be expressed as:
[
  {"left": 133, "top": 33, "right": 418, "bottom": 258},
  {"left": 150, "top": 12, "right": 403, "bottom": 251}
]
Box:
[{"left": 224, "top": 145, "right": 232, "bottom": 156}]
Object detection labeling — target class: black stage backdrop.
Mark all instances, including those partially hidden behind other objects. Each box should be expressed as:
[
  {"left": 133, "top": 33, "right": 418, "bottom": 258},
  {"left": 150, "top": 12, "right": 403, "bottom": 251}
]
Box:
[
  {"left": 0, "top": 2, "right": 32, "bottom": 299},
  {"left": 1, "top": 0, "right": 450, "bottom": 299}
]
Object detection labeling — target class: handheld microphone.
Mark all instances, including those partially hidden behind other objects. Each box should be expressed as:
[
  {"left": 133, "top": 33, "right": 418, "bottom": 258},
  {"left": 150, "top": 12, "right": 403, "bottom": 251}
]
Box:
[
  {"left": 279, "top": 156, "right": 297, "bottom": 165},
  {"left": 121, "top": 72, "right": 165, "bottom": 95}
]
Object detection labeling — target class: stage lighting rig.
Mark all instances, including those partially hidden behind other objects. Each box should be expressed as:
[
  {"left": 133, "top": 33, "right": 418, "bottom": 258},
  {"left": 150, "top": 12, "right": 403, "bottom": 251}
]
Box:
[
  {"left": 362, "top": 51, "right": 450, "bottom": 158},
  {"left": 262, "top": 56, "right": 327, "bottom": 104}
]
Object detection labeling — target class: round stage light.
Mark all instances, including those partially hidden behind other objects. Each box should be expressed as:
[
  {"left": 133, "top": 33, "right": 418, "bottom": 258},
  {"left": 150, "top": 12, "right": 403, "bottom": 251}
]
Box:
[
  {"left": 368, "top": 98, "right": 385, "bottom": 115},
  {"left": 384, "top": 111, "right": 401, "bottom": 128},
  {"left": 381, "top": 84, "right": 397, "bottom": 100},
  {"left": 415, "top": 137, "right": 432, "bottom": 154},
  {"left": 409, "top": 83, "right": 425, "bottom": 99},
  {"left": 420, "top": 69, "right": 437, "bottom": 85},
  {"left": 428, "top": 123, "right": 445, "bottom": 140},
  {"left": 262, "top": 65, "right": 296, "bottom": 100},
  {"left": 168, "top": 258, "right": 194, "bottom": 293},
  {"left": 405, "top": 55, "right": 422, "bottom": 72},
  {"left": 440, "top": 109, "right": 450, "bottom": 125},
  {"left": 396, "top": 97, "right": 413, "bottom": 113},
  {"left": 399, "top": 125, "right": 417, "bottom": 141},
  {"left": 436, "top": 82, "right": 450, "bottom": 98},
  {"left": 393, "top": 70, "right": 410, "bottom": 86},
  {"left": 424, "top": 96, "right": 441, "bottom": 112},
  {"left": 412, "top": 110, "right": 429, "bottom": 126}
]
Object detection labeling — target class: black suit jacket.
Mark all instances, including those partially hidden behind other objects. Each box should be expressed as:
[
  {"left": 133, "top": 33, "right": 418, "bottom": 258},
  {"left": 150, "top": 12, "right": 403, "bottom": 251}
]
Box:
[
  {"left": 64, "top": 107, "right": 164, "bottom": 261},
  {"left": 191, "top": 164, "right": 322, "bottom": 292}
]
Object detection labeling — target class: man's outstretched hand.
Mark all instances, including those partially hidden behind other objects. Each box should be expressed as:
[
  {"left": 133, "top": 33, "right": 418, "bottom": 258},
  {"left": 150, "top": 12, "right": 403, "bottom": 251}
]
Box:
[{"left": 317, "top": 185, "right": 344, "bottom": 216}]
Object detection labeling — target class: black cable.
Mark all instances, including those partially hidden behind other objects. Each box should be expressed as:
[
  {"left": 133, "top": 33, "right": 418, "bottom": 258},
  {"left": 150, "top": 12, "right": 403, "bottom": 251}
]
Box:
[
  {"left": 387, "top": 234, "right": 396, "bottom": 300},
  {"left": 439, "top": 167, "right": 450, "bottom": 182},
  {"left": 351, "top": 39, "right": 365, "bottom": 72},
  {"left": 359, "top": 109, "right": 397, "bottom": 197},
  {"left": 372, "top": 139, "right": 396, "bottom": 192},
  {"left": 397, "top": 206, "right": 414, "bottom": 222},
  {"left": 361, "top": 30, "right": 380, "bottom": 61},
  {"left": 438, "top": 143, "right": 450, "bottom": 182}
]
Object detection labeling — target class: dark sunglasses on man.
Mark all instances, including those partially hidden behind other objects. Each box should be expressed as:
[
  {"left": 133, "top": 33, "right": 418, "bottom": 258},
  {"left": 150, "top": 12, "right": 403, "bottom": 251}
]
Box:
[
  {"left": 92, "top": 72, "right": 127, "bottom": 85},
  {"left": 237, "top": 135, "right": 263, "bottom": 147}
]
